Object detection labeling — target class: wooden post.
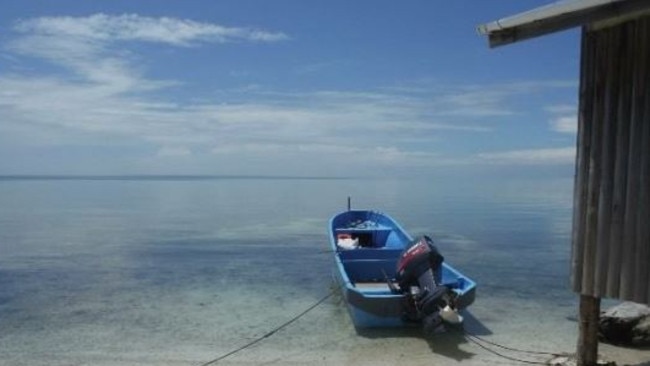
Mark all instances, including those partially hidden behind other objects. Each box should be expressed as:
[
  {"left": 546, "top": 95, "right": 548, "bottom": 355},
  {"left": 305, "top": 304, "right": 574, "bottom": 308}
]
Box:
[{"left": 577, "top": 294, "right": 601, "bottom": 366}]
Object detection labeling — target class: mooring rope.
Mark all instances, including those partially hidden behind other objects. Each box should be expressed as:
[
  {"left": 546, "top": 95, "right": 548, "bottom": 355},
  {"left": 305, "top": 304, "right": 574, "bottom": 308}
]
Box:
[
  {"left": 196, "top": 283, "right": 567, "bottom": 366},
  {"left": 462, "top": 329, "right": 567, "bottom": 365},
  {"left": 463, "top": 335, "right": 549, "bottom": 365},
  {"left": 464, "top": 330, "right": 563, "bottom": 356},
  {"left": 198, "top": 290, "right": 335, "bottom": 366}
]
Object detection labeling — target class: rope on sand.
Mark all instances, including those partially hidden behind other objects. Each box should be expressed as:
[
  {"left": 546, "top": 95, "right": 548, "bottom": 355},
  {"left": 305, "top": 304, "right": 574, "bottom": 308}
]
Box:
[
  {"left": 198, "top": 287, "right": 567, "bottom": 366},
  {"left": 462, "top": 329, "right": 569, "bottom": 365},
  {"left": 198, "top": 290, "right": 334, "bottom": 366}
]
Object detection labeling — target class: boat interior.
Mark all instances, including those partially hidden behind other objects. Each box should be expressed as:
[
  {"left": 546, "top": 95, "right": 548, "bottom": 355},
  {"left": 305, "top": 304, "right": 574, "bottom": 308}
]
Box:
[
  {"left": 335, "top": 229, "right": 468, "bottom": 294},
  {"left": 332, "top": 211, "right": 471, "bottom": 296},
  {"left": 338, "top": 246, "right": 402, "bottom": 285}
]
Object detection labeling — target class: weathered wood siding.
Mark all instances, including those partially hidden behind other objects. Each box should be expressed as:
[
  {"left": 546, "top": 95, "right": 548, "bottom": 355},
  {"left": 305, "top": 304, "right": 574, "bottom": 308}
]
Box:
[{"left": 572, "top": 15, "right": 650, "bottom": 305}]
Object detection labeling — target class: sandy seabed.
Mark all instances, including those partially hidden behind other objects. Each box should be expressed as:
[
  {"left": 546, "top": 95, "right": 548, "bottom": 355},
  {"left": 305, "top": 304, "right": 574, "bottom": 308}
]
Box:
[{"left": 2, "top": 287, "right": 648, "bottom": 366}]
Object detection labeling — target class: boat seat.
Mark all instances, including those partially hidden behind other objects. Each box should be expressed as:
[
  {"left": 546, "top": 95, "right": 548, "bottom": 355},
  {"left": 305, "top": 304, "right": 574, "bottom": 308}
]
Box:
[
  {"left": 338, "top": 248, "right": 403, "bottom": 260},
  {"left": 353, "top": 281, "right": 397, "bottom": 294}
]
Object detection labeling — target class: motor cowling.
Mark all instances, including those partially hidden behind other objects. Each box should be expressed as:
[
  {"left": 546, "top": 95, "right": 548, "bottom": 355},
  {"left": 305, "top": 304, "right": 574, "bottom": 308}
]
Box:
[
  {"left": 395, "top": 235, "right": 459, "bottom": 333},
  {"left": 396, "top": 235, "right": 443, "bottom": 288}
]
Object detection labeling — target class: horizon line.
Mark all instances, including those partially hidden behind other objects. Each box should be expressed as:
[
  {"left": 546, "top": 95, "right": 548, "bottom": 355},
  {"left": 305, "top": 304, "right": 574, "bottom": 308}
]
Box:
[{"left": 0, "top": 174, "right": 359, "bottom": 181}]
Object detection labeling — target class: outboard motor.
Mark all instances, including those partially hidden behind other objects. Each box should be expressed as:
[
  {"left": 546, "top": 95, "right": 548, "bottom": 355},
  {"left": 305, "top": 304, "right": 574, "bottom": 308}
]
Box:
[{"left": 395, "top": 235, "right": 461, "bottom": 334}]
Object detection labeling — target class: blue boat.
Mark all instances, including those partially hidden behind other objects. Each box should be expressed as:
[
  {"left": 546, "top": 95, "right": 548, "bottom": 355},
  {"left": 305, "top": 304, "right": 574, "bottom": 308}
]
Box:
[{"left": 329, "top": 210, "right": 476, "bottom": 331}]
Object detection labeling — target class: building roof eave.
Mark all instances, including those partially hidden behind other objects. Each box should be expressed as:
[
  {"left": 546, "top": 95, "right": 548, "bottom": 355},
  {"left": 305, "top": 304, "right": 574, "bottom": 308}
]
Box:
[{"left": 477, "top": 0, "right": 650, "bottom": 48}]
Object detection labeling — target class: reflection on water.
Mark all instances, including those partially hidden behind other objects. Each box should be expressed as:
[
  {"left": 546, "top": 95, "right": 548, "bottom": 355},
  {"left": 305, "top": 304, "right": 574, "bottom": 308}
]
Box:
[{"left": 0, "top": 176, "right": 578, "bottom": 365}]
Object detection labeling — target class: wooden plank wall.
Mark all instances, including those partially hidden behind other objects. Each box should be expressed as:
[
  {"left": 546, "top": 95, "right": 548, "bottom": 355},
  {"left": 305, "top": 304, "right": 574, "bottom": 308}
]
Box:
[{"left": 571, "top": 15, "right": 650, "bottom": 305}]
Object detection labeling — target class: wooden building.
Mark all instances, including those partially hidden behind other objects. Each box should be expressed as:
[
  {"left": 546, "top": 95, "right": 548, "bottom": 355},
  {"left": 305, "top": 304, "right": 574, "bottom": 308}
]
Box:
[{"left": 478, "top": 1, "right": 650, "bottom": 364}]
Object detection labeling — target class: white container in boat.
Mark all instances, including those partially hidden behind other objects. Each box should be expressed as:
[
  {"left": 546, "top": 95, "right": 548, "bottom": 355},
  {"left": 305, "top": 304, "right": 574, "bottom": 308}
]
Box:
[{"left": 337, "top": 234, "right": 359, "bottom": 249}]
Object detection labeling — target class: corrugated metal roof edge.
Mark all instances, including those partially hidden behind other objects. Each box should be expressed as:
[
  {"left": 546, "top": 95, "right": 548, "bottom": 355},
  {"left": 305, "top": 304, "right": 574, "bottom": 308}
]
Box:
[{"left": 477, "top": 0, "right": 650, "bottom": 47}]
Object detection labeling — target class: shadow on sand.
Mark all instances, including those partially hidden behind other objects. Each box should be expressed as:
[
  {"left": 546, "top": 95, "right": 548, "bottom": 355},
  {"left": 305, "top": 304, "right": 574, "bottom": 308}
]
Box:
[{"left": 354, "top": 310, "right": 491, "bottom": 362}]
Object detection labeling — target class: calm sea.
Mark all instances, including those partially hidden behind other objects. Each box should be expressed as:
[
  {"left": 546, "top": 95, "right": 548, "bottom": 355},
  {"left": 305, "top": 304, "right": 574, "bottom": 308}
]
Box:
[{"left": 0, "top": 176, "right": 578, "bottom": 365}]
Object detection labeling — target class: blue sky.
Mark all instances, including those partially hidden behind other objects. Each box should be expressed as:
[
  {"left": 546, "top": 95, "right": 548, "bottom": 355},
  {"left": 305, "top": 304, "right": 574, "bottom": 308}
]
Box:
[{"left": 0, "top": 1, "right": 580, "bottom": 177}]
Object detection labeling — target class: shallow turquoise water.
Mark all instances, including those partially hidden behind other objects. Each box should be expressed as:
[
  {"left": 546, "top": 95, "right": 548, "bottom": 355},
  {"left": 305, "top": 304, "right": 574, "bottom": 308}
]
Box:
[{"left": 0, "top": 176, "right": 579, "bottom": 365}]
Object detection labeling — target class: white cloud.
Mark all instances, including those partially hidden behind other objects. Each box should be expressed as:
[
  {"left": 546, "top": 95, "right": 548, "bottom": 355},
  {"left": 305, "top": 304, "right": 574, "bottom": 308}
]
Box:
[
  {"left": 434, "top": 88, "right": 515, "bottom": 117},
  {"left": 0, "top": 72, "right": 578, "bottom": 173},
  {"left": 550, "top": 115, "right": 577, "bottom": 134},
  {"left": 0, "top": 14, "right": 580, "bottom": 174},
  {"left": 432, "top": 81, "right": 576, "bottom": 117},
  {"left": 7, "top": 14, "right": 287, "bottom": 92},
  {"left": 546, "top": 104, "right": 577, "bottom": 134},
  {"left": 14, "top": 14, "right": 288, "bottom": 46},
  {"left": 0, "top": 73, "right": 493, "bottom": 171},
  {"left": 477, "top": 147, "right": 576, "bottom": 165}
]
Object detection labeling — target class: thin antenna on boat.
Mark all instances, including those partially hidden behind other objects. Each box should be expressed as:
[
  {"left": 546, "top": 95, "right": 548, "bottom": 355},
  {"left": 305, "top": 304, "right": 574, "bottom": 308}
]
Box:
[{"left": 347, "top": 196, "right": 351, "bottom": 211}]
